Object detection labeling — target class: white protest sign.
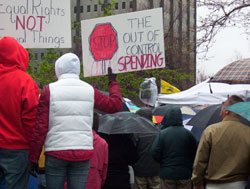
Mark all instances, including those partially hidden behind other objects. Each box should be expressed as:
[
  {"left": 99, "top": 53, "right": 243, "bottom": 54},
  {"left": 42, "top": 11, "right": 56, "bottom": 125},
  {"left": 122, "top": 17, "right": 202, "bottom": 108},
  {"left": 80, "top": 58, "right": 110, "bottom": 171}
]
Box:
[
  {"left": 0, "top": 0, "right": 71, "bottom": 48},
  {"left": 81, "top": 8, "right": 165, "bottom": 77}
]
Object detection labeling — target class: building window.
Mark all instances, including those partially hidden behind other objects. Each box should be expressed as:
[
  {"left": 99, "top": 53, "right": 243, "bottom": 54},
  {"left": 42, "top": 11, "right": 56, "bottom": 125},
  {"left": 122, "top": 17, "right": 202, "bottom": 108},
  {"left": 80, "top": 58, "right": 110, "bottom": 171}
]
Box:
[
  {"left": 41, "top": 53, "right": 44, "bottom": 58},
  {"left": 115, "top": 3, "right": 118, "bottom": 9},
  {"left": 129, "top": 1, "right": 133, "bottom": 9},
  {"left": 35, "top": 53, "right": 38, "bottom": 59},
  {"left": 74, "top": 6, "right": 83, "bottom": 13},
  {"left": 122, "top": 2, "right": 126, "bottom": 9},
  {"left": 60, "top": 52, "right": 63, "bottom": 56},
  {"left": 87, "top": 5, "right": 91, "bottom": 12},
  {"left": 94, "top": 4, "right": 98, "bottom": 11}
]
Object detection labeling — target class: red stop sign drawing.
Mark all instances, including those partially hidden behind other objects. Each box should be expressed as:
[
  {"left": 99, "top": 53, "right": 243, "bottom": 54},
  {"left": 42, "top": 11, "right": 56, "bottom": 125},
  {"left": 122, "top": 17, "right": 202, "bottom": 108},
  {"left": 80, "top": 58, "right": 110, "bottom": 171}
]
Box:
[{"left": 89, "top": 23, "right": 118, "bottom": 61}]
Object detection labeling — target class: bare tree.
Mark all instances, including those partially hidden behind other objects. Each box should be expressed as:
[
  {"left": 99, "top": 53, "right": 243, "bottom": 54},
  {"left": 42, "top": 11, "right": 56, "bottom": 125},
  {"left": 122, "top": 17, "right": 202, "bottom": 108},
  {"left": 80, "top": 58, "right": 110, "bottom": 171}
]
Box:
[
  {"left": 196, "top": 69, "right": 211, "bottom": 83},
  {"left": 197, "top": 0, "right": 250, "bottom": 53}
]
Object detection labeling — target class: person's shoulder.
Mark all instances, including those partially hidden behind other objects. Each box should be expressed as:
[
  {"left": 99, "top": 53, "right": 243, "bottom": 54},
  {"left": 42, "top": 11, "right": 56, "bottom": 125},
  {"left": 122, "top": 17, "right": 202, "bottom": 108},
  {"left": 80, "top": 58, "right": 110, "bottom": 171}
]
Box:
[
  {"left": 95, "top": 133, "right": 108, "bottom": 146},
  {"left": 230, "top": 117, "right": 250, "bottom": 128},
  {"left": 160, "top": 127, "right": 169, "bottom": 133},
  {"left": 15, "top": 69, "right": 33, "bottom": 79},
  {"left": 160, "top": 127, "right": 172, "bottom": 136},
  {"left": 201, "top": 122, "right": 224, "bottom": 139},
  {"left": 206, "top": 121, "right": 222, "bottom": 129},
  {"left": 79, "top": 79, "right": 92, "bottom": 86},
  {"left": 182, "top": 126, "right": 194, "bottom": 133},
  {"left": 15, "top": 70, "right": 38, "bottom": 86},
  {"left": 180, "top": 126, "right": 196, "bottom": 136},
  {"left": 236, "top": 122, "right": 250, "bottom": 134}
]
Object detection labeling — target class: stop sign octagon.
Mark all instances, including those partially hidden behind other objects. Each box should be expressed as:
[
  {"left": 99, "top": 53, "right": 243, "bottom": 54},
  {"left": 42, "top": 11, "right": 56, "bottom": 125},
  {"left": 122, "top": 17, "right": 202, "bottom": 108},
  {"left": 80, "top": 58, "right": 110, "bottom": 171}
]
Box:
[{"left": 89, "top": 23, "right": 118, "bottom": 61}]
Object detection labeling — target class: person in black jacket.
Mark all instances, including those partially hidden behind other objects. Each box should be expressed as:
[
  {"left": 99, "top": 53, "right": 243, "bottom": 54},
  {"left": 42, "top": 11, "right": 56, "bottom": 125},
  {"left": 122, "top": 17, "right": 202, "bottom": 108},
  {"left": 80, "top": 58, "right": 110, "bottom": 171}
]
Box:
[
  {"left": 133, "top": 107, "right": 161, "bottom": 189},
  {"left": 151, "top": 106, "right": 197, "bottom": 189},
  {"left": 100, "top": 133, "right": 138, "bottom": 189}
]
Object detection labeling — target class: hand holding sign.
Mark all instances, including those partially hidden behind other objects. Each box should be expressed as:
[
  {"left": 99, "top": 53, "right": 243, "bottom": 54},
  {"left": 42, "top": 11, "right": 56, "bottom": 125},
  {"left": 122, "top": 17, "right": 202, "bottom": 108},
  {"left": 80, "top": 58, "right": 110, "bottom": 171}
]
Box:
[{"left": 108, "top": 67, "right": 116, "bottom": 83}]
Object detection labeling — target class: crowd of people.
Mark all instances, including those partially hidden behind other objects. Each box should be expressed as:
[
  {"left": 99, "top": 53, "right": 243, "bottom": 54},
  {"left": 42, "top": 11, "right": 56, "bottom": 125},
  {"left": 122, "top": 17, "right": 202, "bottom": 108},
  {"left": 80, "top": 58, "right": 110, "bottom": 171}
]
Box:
[{"left": 0, "top": 36, "right": 249, "bottom": 189}]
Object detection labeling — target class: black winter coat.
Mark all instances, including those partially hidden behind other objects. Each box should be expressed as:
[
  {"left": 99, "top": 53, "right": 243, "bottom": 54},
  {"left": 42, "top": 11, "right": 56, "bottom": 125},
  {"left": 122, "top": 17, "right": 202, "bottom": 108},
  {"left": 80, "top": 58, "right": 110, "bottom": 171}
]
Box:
[{"left": 100, "top": 134, "right": 138, "bottom": 189}]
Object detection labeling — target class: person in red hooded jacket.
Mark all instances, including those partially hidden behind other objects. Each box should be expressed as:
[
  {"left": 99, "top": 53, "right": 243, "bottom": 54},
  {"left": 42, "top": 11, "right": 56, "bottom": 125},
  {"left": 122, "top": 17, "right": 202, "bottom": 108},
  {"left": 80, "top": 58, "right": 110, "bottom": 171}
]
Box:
[
  {"left": 86, "top": 112, "right": 109, "bottom": 189},
  {"left": 0, "top": 36, "right": 39, "bottom": 188}
]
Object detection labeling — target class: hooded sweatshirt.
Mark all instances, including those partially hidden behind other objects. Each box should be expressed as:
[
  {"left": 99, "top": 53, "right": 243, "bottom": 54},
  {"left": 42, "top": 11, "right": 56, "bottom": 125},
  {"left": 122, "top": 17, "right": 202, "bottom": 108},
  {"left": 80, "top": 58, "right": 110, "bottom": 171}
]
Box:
[
  {"left": 29, "top": 53, "right": 122, "bottom": 162},
  {"left": 45, "top": 53, "right": 95, "bottom": 152},
  {"left": 151, "top": 106, "right": 197, "bottom": 179},
  {"left": 86, "top": 130, "right": 108, "bottom": 189},
  {"left": 0, "top": 36, "right": 39, "bottom": 149}
]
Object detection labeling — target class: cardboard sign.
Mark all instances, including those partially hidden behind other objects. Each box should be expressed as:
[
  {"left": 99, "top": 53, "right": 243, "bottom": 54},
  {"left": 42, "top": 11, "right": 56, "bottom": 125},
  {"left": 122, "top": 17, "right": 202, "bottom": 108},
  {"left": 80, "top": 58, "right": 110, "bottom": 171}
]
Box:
[
  {"left": 0, "top": 0, "right": 71, "bottom": 48},
  {"left": 81, "top": 8, "right": 165, "bottom": 77}
]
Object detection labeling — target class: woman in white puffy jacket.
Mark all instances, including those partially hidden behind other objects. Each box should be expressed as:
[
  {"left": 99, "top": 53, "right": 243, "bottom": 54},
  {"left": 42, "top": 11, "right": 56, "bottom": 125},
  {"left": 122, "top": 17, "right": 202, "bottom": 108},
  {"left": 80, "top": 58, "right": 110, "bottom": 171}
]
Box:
[{"left": 29, "top": 53, "right": 123, "bottom": 189}]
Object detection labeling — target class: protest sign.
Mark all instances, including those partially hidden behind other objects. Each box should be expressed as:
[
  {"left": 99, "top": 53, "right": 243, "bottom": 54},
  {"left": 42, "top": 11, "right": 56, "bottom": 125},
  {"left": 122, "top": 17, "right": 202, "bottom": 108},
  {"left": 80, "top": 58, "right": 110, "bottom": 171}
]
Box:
[
  {"left": 81, "top": 8, "right": 165, "bottom": 77},
  {"left": 0, "top": 0, "right": 71, "bottom": 48}
]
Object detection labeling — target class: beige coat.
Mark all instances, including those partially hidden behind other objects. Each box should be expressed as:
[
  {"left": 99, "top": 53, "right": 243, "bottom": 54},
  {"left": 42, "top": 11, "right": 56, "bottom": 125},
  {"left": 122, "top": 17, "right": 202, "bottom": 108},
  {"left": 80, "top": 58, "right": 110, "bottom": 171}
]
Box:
[{"left": 192, "top": 116, "right": 250, "bottom": 186}]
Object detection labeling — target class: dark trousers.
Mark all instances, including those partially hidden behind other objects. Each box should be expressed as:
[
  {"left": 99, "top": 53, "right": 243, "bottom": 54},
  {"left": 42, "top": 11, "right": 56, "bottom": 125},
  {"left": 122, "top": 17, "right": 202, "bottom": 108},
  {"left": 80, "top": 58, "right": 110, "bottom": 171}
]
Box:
[{"left": 0, "top": 148, "right": 30, "bottom": 189}]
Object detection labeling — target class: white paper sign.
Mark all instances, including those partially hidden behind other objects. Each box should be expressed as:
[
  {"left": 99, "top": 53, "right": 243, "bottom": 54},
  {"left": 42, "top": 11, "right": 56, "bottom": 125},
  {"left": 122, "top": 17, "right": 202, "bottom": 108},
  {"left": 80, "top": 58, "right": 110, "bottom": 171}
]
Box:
[
  {"left": 81, "top": 8, "right": 165, "bottom": 77},
  {"left": 0, "top": 0, "right": 71, "bottom": 48}
]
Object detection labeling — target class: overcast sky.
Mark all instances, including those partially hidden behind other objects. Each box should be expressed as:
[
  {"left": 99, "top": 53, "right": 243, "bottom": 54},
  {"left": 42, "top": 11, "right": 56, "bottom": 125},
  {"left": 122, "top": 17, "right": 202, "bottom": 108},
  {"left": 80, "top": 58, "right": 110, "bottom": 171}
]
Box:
[{"left": 196, "top": 8, "right": 250, "bottom": 77}]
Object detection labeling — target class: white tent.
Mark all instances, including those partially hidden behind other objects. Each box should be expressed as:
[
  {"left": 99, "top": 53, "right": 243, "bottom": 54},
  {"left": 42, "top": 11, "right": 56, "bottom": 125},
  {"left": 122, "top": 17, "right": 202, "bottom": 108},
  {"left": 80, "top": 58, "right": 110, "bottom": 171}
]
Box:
[{"left": 157, "top": 80, "right": 250, "bottom": 106}]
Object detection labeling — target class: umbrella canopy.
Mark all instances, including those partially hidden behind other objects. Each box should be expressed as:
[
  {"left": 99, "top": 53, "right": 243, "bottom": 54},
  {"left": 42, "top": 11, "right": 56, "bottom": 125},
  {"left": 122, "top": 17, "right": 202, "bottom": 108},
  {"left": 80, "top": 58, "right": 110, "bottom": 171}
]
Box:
[
  {"left": 225, "top": 101, "right": 250, "bottom": 121},
  {"left": 210, "top": 58, "right": 250, "bottom": 84},
  {"left": 152, "top": 105, "right": 196, "bottom": 123},
  {"left": 187, "top": 104, "right": 250, "bottom": 128},
  {"left": 187, "top": 104, "right": 250, "bottom": 140},
  {"left": 98, "top": 112, "right": 159, "bottom": 134},
  {"left": 187, "top": 104, "right": 222, "bottom": 128},
  {"left": 181, "top": 106, "right": 196, "bottom": 115}
]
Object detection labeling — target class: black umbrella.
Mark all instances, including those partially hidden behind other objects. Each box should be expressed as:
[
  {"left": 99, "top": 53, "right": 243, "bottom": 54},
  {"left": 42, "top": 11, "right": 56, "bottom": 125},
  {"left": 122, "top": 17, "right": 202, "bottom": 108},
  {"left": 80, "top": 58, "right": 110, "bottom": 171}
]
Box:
[
  {"left": 187, "top": 104, "right": 250, "bottom": 141},
  {"left": 98, "top": 112, "right": 159, "bottom": 134},
  {"left": 187, "top": 104, "right": 250, "bottom": 128},
  {"left": 187, "top": 104, "right": 222, "bottom": 128},
  {"left": 152, "top": 105, "right": 173, "bottom": 116}
]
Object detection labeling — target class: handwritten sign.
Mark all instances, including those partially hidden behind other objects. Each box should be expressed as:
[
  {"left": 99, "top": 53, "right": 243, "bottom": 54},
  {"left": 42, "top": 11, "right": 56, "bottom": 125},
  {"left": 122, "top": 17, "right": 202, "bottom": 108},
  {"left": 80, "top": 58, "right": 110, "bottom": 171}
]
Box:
[
  {"left": 0, "top": 0, "right": 71, "bottom": 48},
  {"left": 81, "top": 8, "right": 165, "bottom": 77},
  {"left": 89, "top": 23, "right": 118, "bottom": 61}
]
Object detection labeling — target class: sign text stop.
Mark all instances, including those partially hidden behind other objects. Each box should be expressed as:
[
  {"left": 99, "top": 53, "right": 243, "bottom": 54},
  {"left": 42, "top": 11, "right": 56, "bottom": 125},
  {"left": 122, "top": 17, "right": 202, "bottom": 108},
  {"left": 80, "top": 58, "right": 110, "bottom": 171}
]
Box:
[{"left": 89, "top": 23, "right": 118, "bottom": 61}]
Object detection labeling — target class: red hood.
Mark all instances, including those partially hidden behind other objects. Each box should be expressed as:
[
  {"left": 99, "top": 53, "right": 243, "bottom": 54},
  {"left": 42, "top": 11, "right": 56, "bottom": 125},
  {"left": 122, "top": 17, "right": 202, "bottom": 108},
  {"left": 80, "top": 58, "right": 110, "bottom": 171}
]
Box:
[{"left": 0, "top": 36, "right": 28, "bottom": 71}]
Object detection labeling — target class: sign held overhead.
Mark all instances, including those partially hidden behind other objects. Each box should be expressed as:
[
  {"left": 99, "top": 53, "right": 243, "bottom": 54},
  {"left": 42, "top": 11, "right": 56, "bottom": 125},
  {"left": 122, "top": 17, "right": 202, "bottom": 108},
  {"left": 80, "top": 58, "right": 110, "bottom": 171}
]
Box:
[
  {"left": 0, "top": 0, "right": 71, "bottom": 48},
  {"left": 81, "top": 8, "right": 165, "bottom": 77}
]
